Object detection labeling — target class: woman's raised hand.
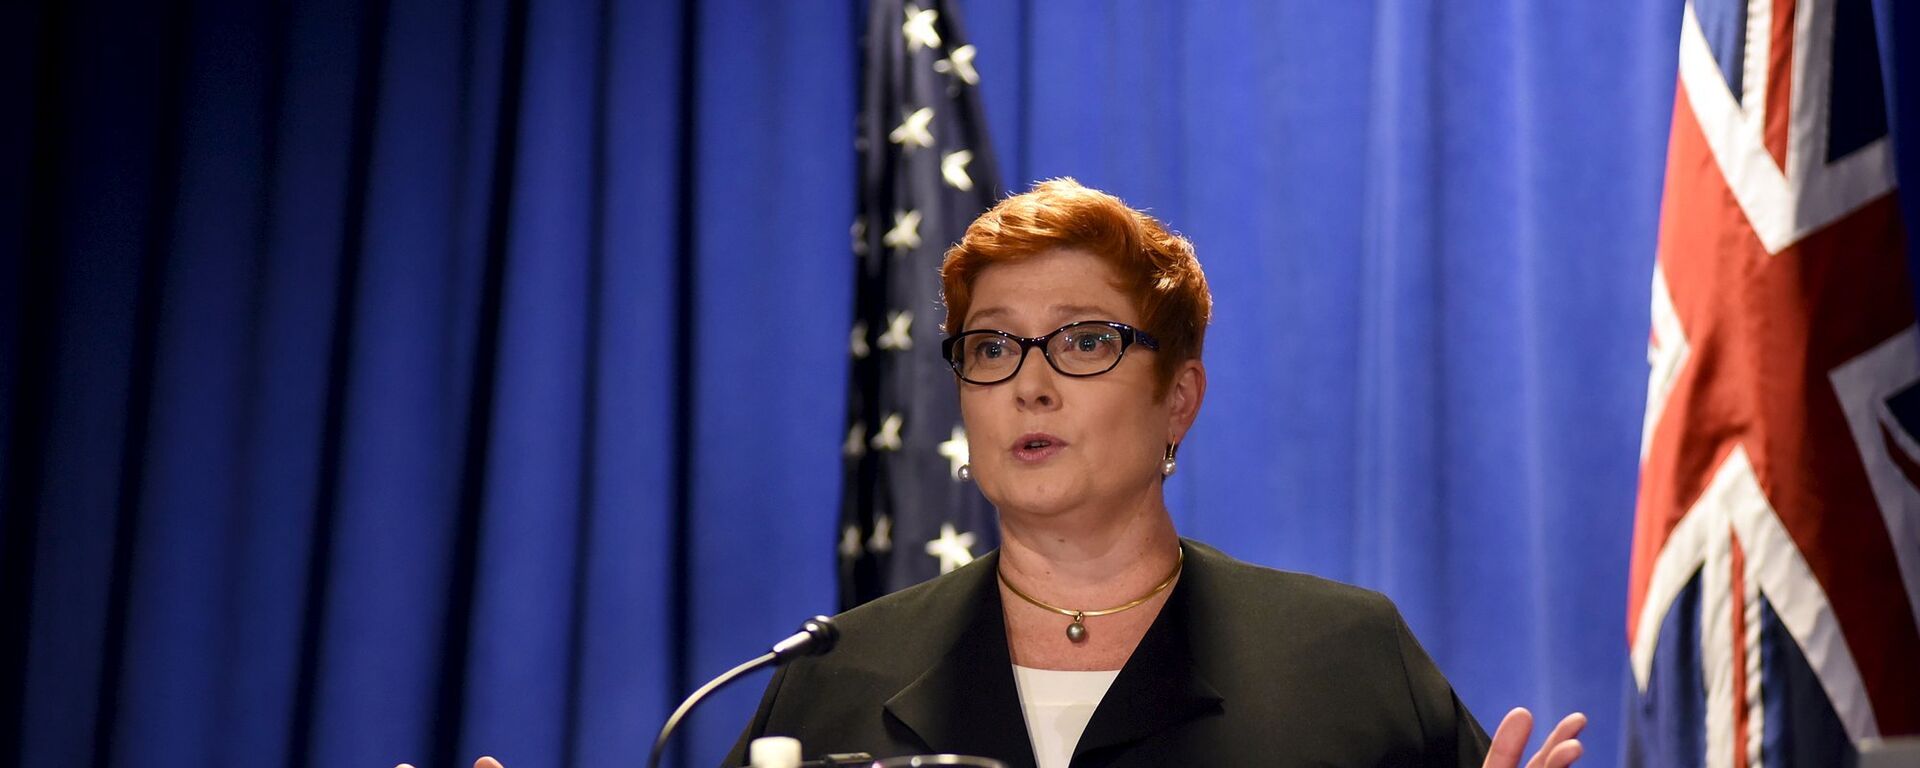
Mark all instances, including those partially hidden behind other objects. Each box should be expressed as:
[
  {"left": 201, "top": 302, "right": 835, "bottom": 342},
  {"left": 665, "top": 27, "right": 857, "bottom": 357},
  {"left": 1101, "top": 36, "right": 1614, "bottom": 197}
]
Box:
[{"left": 1482, "top": 708, "right": 1586, "bottom": 768}]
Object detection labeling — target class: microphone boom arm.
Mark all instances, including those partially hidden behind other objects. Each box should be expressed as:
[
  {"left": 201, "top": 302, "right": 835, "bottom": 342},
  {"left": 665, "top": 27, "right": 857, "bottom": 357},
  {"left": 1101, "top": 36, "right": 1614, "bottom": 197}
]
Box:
[
  {"left": 646, "top": 651, "right": 778, "bottom": 768},
  {"left": 644, "top": 615, "right": 838, "bottom": 768}
]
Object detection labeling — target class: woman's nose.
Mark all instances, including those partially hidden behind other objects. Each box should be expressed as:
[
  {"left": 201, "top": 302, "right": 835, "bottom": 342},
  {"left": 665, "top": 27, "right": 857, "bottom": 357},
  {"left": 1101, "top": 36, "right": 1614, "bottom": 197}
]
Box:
[{"left": 1011, "top": 348, "right": 1059, "bottom": 409}]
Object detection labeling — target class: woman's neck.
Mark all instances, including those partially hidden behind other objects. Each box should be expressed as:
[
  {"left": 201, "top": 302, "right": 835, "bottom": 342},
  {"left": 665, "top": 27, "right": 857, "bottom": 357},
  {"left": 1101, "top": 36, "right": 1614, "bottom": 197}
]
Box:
[
  {"left": 996, "top": 488, "right": 1180, "bottom": 598},
  {"left": 995, "top": 496, "right": 1182, "bottom": 670}
]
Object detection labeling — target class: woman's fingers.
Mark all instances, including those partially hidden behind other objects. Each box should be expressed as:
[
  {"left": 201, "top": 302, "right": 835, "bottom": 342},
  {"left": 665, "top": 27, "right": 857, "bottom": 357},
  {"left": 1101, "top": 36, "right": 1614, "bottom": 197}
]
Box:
[
  {"left": 1483, "top": 707, "right": 1534, "bottom": 768},
  {"left": 1543, "top": 739, "right": 1584, "bottom": 768},
  {"left": 1526, "top": 712, "right": 1588, "bottom": 768}
]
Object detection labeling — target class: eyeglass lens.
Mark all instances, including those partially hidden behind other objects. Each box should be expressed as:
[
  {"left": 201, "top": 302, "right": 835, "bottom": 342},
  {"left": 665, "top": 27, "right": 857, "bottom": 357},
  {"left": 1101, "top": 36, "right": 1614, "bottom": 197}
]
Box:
[{"left": 955, "top": 325, "right": 1128, "bottom": 382}]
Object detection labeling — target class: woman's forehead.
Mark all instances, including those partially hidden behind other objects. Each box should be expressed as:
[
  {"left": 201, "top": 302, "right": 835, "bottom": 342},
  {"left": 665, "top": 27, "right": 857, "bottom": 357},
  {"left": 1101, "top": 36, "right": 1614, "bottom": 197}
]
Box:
[{"left": 964, "top": 250, "right": 1138, "bottom": 329}]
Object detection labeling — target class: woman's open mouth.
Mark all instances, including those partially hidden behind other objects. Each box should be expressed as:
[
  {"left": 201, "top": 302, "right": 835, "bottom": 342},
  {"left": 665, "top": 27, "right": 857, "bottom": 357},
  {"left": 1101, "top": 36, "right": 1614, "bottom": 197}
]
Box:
[{"left": 1010, "top": 433, "right": 1066, "bottom": 463}]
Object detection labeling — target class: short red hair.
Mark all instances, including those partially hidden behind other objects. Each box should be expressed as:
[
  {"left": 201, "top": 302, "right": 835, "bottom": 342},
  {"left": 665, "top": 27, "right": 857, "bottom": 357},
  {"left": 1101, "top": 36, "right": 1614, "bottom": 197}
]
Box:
[{"left": 940, "top": 178, "right": 1211, "bottom": 394}]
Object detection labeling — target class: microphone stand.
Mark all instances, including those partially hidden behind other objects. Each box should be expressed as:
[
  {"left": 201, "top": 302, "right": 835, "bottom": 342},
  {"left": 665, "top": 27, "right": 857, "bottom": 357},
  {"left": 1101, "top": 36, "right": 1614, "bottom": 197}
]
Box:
[{"left": 645, "top": 616, "right": 838, "bottom": 768}]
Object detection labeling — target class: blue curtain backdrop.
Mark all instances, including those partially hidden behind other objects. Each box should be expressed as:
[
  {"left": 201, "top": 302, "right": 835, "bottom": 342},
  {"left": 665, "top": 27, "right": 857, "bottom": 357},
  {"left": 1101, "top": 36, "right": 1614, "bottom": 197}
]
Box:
[{"left": 5, "top": 1, "right": 1918, "bottom": 768}]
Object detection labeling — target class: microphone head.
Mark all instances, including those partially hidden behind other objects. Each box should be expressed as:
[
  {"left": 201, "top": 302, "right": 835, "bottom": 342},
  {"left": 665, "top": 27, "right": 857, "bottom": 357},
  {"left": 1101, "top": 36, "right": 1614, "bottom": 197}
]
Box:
[
  {"left": 770, "top": 615, "right": 839, "bottom": 661},
  {"left": 797, "top": 615, "right": 838, "bottom": 656}
]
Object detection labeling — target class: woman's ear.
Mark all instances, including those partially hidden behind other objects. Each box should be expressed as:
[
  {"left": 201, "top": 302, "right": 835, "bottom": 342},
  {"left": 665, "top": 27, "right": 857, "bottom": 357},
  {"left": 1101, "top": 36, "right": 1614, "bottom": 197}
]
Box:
[{"left": 1165, "top": 358, "right": 1207, "bottom": 440}]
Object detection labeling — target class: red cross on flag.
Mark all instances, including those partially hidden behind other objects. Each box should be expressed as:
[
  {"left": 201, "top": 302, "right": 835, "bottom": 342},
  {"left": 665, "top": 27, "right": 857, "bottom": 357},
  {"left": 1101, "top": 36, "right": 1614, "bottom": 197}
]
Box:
[{"left": 1627, "top": 0, "right": 1920, "bottom": 765}]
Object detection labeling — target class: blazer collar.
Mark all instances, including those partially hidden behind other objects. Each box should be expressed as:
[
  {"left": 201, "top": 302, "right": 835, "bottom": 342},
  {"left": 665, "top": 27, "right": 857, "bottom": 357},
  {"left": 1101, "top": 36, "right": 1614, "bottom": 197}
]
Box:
[
  {"left": 1074, "top": 540, "right": 1224, "bottom": 758},
  {"left": 883, "top": 550, "right": 1039, "bottom": 767},
  {"left": 881, "top": 542, "right": 1226, "bottom": 766}
]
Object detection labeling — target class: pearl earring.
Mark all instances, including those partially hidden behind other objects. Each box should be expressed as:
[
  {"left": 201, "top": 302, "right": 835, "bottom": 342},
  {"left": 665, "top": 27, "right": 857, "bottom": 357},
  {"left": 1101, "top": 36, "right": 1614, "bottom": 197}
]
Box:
[
  {"left": 958, "top": 463, "right": 972, "bottom": 482},
  {"left": 1160, "top": 444, "right": 1178, "bottom": 478}
]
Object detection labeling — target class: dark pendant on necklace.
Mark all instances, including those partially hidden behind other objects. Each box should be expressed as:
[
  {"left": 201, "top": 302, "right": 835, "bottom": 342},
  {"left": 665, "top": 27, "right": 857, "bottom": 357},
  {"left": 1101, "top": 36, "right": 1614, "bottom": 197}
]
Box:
[{"left": 1066, "top": 613, "right": 1088, "bottom": 643}]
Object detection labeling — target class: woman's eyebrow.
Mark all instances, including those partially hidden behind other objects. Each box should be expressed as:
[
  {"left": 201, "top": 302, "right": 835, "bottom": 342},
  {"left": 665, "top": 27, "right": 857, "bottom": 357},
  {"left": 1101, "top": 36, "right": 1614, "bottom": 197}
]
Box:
[
  {"left": 1049, "top": 303, "right": 1115, "bottom": 319},
  {"left": 966, "top": 303, "right": 1121, "bottom": 330},
  {"left": 966, "top": 306, "right": 1008, "bottom": 326}
]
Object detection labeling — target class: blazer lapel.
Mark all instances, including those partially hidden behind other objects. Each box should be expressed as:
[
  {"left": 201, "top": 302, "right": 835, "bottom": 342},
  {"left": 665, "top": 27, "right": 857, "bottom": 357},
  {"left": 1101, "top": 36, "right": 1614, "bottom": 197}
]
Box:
[
  {"left": 883, "top": 551, "right": 1039, "bottom": 768},
  {"left": 1072, "top": 542, "right": 1225, "bottom": 760}
]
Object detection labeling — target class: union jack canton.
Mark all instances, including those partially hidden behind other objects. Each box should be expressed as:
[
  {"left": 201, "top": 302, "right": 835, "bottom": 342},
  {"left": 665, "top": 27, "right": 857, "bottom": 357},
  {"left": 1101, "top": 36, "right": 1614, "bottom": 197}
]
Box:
[{"left": 1628, "top": 0, "right": 1920, "bottom": 765}]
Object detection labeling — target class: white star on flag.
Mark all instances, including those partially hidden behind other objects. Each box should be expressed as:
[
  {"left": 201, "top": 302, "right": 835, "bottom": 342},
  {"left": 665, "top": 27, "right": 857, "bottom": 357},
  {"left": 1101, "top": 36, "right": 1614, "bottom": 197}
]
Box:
[
  {"left": 849, "top": 321, "right": 870, "bottom": 359},
  {"left": 883, "top": 210, "right": 922, "bottom": 251},
  {"left": 901, "top": 4, "right": 941, "bottom": 51},
  {"left": 870, "top": 412, "right": 904, "bottom": 451},
  {"left": 840, "top": 524, "right": 863, "bottom": 558},
  {"left": 843, "top": 421, "right": 866, "bottom": 458},
  {"left": 933, "top": 44, "right": 979, "bottom": 85},
  {"left": 926, "top": 523, "right": 976, "bottom": 574},
  {"left": 889, "top": 107, "right": 934, "bottom": 150},
  {"left": 868, "top": 515, "right": 893, "bottom": 554},
  {"left": 940, "top": 150, "right": 974, "bottom": 191},
  {"left": 851, "top": 216, "right": 868, "bottom": 256},
  {"left": 877, "top": 311, "right": 913, "bottom": 351},
  {"left": 937, "top": 425, "right": 969, "bottom": 480}
]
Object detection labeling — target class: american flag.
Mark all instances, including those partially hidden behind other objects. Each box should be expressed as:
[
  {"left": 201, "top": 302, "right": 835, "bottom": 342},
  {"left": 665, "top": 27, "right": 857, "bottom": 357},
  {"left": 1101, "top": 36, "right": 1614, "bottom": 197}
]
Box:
[
  {"left": 838, "top": 0, "right": 1004, "bottom": 609},
  {"left": 1628, "top": 0, "right": 1920, "bottom": 765}
]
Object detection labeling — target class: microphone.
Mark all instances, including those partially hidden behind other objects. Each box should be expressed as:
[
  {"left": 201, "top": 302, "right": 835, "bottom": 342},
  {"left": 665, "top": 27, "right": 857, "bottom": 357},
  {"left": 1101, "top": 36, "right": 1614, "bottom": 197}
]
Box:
[
  {"left": 646, "top": 615, "right": 839, "bottom": 768},
  {"left": 769, "top": 615, "right": 839, "bottom": 661}
]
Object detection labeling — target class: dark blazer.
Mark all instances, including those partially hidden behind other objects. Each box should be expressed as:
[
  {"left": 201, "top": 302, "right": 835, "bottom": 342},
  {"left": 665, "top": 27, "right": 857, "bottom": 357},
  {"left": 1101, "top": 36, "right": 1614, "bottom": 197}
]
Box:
[{"left": 725, "top": 540, "right": 1489, "bottom": 767}]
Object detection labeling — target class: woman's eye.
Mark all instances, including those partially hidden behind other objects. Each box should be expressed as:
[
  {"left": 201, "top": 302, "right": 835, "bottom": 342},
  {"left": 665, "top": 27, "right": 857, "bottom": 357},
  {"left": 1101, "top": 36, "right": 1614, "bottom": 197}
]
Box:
[
  {"left": 974, "top": 339, "right": 1006, "bottom": 358},
  {"left": 1067, "top": 332, "right": 1114, "bottom": 352}
]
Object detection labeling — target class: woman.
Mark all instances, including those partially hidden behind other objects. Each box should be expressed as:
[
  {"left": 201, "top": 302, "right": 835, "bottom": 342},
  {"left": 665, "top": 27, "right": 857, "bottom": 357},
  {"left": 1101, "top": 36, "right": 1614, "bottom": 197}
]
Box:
[{"left": 721, "top": 179, "right": 1585, "bottom": 768}]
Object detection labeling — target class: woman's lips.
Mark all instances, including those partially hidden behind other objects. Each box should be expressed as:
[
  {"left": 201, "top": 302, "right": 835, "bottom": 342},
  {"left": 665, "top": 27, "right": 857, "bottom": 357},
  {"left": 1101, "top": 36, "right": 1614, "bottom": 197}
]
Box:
[{"left": 1010, "top": 433, "right": 1066, "bottom": 463}]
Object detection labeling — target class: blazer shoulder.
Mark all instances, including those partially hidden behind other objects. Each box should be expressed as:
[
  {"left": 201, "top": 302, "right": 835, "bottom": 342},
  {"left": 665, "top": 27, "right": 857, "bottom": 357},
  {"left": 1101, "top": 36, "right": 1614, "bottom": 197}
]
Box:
[
  {"left": 801, "top": 550, "right": 999, "bottom": 662},
  {"left": 835, "top": 549, "right": 994, "bottom": 617},
  {"left": 1185, "top": 540, "right": 1398, "bottom": 615},
  {"left": 1182, "top": 539, "right": 1405, "bottom": 649}
]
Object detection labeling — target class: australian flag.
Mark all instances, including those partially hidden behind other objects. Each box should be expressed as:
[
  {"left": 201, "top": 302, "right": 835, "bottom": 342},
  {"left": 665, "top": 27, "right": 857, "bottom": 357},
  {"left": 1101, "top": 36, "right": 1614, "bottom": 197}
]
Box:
[
  {"left": 1628, "top": 0, "right": 1920, "bottom": 765},
  {"left": 838, "top": 0, "right": 1005, "bottom": 609}
]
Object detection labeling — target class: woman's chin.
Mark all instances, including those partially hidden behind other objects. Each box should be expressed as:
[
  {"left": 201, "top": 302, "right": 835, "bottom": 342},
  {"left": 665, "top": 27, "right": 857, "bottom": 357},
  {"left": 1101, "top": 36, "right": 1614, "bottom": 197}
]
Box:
[{"left": 988, "top": 484, "right": 1091, "bottom": 522}]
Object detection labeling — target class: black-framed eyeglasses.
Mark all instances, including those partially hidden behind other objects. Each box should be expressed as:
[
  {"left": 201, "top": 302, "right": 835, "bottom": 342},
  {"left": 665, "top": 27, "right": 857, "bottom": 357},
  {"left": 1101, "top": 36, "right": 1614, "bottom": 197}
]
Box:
[{"left": 940, "top": 321, "right": 1161, "bottom": 385}]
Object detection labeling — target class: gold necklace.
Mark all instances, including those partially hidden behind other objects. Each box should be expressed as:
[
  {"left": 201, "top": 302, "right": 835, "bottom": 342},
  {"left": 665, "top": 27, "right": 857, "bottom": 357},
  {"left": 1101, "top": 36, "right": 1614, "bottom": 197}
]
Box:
[{"left": 998, "top": 546, "right": 1184, "bottom": 643}]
